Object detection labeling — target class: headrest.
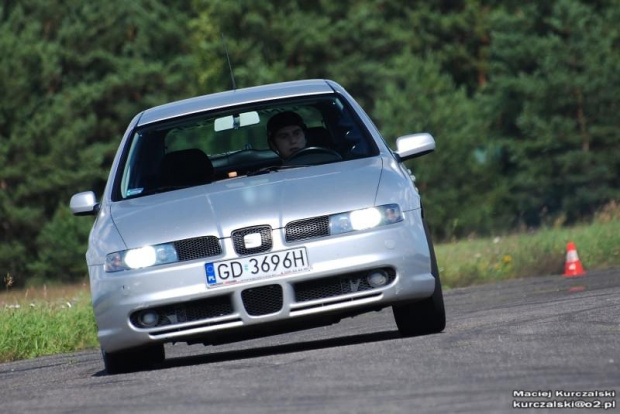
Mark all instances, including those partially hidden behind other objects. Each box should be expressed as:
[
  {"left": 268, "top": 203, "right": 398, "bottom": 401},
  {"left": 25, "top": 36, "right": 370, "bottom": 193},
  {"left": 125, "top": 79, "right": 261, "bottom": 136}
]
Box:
[{"left": 161, "top": 149, "right": 214, "bottom": 187}]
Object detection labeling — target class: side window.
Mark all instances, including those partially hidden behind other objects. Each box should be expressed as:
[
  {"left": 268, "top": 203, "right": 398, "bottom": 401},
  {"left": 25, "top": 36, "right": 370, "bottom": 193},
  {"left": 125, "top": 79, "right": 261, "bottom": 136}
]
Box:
[
  {"left": 120, "top": 132, "right": 166, "bottom": 198},
  {"left": 120, "top": 135, "right": 142, "bottom": 197}
]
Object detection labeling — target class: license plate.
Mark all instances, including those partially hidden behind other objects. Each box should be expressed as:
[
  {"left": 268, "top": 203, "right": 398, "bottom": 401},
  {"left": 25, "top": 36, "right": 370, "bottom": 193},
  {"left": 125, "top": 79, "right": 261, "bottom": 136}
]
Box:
[{"left": 205, "top": 248, "right": 309, "bottom": 287}]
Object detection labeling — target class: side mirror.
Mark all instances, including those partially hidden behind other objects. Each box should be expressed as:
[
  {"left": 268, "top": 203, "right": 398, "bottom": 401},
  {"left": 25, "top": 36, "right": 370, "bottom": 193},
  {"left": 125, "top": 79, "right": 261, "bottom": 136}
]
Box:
[
  {"left": 395, "top": 133, "right": 436, "bottom": 161},
  {"left": 70, "top": 191, "right": 100, "bottom": 216}
]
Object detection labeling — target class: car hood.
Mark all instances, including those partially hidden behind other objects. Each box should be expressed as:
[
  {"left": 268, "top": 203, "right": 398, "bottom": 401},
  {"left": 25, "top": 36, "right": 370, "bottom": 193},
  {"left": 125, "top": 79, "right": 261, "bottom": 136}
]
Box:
[{"left": 110, "top": 158, "right": 383, "bottom": 248}]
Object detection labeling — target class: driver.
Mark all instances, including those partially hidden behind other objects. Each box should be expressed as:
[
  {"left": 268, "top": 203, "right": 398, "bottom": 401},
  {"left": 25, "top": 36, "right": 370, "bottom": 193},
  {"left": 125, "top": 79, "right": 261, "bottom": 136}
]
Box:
[{"left": 267, "top": 111, "right": 307, "bottom": 158}]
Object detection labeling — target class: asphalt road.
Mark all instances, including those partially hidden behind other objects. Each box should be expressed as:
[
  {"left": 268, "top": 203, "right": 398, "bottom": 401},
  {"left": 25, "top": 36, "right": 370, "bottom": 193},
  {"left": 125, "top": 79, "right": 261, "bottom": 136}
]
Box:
[{"left": 1, "top": 269, "right": 618, "bottom": 414}]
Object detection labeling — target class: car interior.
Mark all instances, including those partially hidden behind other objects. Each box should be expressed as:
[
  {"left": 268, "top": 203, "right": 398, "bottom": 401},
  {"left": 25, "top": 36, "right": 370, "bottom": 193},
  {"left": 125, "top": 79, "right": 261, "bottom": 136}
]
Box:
[{"left": 116, "top": 96, "right": 378, "bottom": 200}]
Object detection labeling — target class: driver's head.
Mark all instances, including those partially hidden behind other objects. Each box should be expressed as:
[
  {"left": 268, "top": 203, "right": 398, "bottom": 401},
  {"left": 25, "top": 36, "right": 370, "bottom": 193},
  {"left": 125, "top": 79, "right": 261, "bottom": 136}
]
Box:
[{"left": 267, "top": 111, "right": 307, "bottom": 158}]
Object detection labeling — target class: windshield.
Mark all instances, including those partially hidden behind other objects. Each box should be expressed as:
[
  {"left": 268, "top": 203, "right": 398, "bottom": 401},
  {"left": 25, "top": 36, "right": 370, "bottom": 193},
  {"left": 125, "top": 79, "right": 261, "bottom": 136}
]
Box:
[{"left": 115, "top": 95, "right": 378, "bottom": 200}]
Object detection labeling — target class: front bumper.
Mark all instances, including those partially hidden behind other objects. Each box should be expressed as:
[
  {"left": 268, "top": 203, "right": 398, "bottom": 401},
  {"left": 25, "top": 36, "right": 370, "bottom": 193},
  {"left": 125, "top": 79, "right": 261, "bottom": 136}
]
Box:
[{"left": 90, "top": 211, "right": 435, "bottom": 353}]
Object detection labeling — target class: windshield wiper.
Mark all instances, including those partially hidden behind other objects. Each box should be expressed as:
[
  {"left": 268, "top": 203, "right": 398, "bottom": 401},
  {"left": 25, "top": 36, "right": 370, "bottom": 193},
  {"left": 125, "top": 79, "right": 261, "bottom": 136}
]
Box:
[
  {"left": 247, "top": 165, "right": 307, "bottom": 177},
  {"left": 126, "top": 185, "right": 190, "bottom": 199}
]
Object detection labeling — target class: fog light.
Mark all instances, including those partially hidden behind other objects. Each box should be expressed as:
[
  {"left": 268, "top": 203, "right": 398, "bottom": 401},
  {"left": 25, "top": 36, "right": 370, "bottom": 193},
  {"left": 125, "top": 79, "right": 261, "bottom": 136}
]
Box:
[
  {"left": 139, "top": 311, "right": 159, "bottom": 327},
  {"left": 367, "top": 270, "right": 389, "bottom": 288}
]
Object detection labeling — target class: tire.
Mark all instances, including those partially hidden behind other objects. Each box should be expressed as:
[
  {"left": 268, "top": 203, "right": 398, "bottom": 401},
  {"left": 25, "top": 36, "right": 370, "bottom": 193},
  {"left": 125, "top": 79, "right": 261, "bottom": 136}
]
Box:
[
  {"left": 102, "top": 344, "right": 165, "bottom": 375},
  {"left": 392, "top": 220, "right": 446, "bottom": 337}
]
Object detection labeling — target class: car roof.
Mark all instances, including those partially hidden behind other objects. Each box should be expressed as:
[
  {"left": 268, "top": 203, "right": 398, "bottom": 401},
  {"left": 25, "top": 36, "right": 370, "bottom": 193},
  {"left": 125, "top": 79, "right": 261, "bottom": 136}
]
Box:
[{"left": 137, "top": 79, "right": 336, "bottom": 127}]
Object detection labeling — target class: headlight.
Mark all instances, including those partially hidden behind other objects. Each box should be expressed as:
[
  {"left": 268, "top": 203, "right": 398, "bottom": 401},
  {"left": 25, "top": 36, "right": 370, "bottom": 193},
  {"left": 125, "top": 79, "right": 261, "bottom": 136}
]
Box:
[
  {"left": 105, "top": 243, "right": 179, "bottom": 272},
  {"left": 329, "top": 204, "right": 403, "bottom": 235},
  {"left": 350, "top": 208, "right": 382, "bottom": 230}
]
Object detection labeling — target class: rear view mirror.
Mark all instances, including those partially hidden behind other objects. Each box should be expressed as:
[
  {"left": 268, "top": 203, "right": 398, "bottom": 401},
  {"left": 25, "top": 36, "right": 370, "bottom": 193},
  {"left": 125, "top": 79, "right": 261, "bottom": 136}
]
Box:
[
  {"left": 70, "top": 191, "right": 99, "bottom": 216},
  {"left": 214, "top": 111, "right": 260, "bottom": 131},
  {"left": 395, "top": 133, "right": 436, "bottom": 161}
]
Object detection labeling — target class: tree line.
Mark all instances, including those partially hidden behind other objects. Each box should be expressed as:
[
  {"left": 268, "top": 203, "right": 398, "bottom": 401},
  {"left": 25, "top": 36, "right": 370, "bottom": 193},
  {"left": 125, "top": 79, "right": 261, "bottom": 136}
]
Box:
[{"left": 1, "top": 0, "right": 618, "bottom": 285}]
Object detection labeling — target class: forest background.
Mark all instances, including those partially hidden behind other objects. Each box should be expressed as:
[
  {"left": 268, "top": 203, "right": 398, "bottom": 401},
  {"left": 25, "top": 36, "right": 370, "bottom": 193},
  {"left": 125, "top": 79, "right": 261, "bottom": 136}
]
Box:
[{"left": 1, "top": 0, "right": 619, "bottom": 287}]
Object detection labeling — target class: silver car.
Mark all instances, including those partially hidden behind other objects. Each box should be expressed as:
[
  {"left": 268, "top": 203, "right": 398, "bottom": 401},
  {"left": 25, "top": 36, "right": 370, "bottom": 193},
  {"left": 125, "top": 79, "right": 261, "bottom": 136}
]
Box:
[{"left": 71, "top": 79, "right": 445, "bottom": 374}]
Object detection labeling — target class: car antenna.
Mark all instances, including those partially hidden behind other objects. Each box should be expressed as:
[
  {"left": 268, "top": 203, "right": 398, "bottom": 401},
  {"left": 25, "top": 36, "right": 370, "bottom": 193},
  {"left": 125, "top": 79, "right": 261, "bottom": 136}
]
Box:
[{"left": 221, "top": 33, "right": 237, "bottom": 90}]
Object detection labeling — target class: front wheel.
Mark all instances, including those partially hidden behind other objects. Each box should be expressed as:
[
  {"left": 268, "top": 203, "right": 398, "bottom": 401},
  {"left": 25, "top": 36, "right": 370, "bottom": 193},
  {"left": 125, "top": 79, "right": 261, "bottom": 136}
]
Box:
[
  {"left": 392, "top": 220, "right": 446, "bottom": 336},
  {"left": 102, "top": 344, "right": 165, "bottom": 375}
]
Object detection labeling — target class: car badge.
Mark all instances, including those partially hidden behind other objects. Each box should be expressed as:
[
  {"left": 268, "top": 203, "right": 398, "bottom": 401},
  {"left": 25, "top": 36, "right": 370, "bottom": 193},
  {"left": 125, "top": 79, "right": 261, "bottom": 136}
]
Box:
[{"left": 243, "top": 233, "right": 262, "bottom": 249}]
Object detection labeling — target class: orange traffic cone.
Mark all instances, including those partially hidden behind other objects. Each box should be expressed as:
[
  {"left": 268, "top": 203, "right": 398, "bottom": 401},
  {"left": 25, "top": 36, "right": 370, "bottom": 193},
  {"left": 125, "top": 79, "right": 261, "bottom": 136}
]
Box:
[{"left": 564, "top": 241, "right": 585, "bottom": 277}]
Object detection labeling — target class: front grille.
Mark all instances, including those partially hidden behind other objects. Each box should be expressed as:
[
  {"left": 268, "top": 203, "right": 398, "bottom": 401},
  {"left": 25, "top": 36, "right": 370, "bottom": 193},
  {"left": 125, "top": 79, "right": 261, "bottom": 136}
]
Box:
[
  {"left": 130, "top": 295, "right": 233, "bottom": 328},
  {"left": 232, "top": 225, "right": 272, "bottom": 255},
  {"left": 174, "top": 236, "right": 222, "bottom": 261},
  {"left": 285, "top": 216, "right": 330, "bottom": 242},
  {"left": 294, "top": 270, "right": 396, "bottom": 302},
  {"left": 241, "top": 284, "right": 283, "bottom": 316}
]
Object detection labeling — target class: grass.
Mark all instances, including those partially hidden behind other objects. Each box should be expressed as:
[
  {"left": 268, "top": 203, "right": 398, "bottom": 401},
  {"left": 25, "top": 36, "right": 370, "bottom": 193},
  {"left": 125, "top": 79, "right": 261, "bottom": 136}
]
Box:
[
  {"left": 436, "top": 205, "right": 620, "bottom": 288},
  {"left": 0, "top": 283, "right": 98, "bottom": 363},
  {"left": 1, "top": 203, "right": 619, "bottom": 363}
]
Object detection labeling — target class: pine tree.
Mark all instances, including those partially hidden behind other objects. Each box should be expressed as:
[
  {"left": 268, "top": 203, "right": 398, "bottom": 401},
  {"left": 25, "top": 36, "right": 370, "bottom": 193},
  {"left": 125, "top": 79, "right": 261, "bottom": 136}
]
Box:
[
  {"left": 482, "top": 0, "right": 620, "bottom": 227},
  {"left": 374, "top": 54, "right": 502, "bottom": 239},
  {"left": 0, "top": 0, "right": 196, "bottom": 284}
]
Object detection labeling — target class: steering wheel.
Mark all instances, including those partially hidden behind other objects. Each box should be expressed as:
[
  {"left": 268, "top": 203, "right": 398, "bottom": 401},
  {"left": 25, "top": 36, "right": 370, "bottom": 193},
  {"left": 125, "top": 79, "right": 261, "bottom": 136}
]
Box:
[{"left": 284, "top": 147, "right": 343, "bottom": 165}]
